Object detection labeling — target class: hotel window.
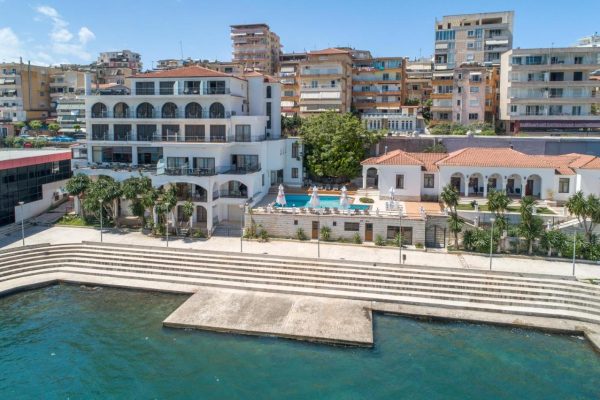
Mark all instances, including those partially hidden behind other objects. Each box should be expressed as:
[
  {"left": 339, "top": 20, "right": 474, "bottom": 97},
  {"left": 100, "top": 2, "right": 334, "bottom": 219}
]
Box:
[
  {"left": 424, "top": 174, "right": 434, "bottom": 188},
  {"left": 395, "top": 174, "right": 404, "bottom": 189},
  {"left": 235, "top": 125, "right": 251, "bottom": 142},
  {"left": 574, "top": 56, "right": 583, "bottom": 65},
  {"left": 558, "top": 178, "right": 570, "bottom": 193},
  {"left": 159, "top": 81, "right": 175, "bottom": 95},
  {"left": 266, "top": 86, "right": 272, "bottom": 98},
  {"left": 292, "top": 168, "right": 298, "bottom": 179},
  {"left": 457, "top": 100, "right": 461, "bottom": 106},
  {"left": 469, "top": 99, "right": 479, "bottom": 107},
  {"left": 382, "top": 73, "right": 390, "bottom": 81},
  {"left": 291, "top": 142, "right": 299, "bottom": 158},
  {"left": 311, "top": 80, "right": 318, "bottom": 88},
  {"left": 470, "top": 87, "right": 479, "bottom": 93},
  {"left": 572, "top": 106, "right": 582, "bottom": 116},
  {"left": 573, "top": 71, "right": 583, "bottom": 81},
  {"left": 135, "top": 82, "right": 154, "bottom": 95},
  {"left": 344, "top": 222, "right": 360, "bottom": 232},
  {"left": 456, "top": 113, "right": 460, "bottom": 121},
  {"left": 468, "top": 113, "right": 479, "bottom": 120}
]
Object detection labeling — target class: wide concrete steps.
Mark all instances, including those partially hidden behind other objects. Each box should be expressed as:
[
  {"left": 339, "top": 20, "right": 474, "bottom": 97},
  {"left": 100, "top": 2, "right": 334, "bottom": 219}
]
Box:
[{"left": 2, "top": 243, "right": 600, "bottom": 326}]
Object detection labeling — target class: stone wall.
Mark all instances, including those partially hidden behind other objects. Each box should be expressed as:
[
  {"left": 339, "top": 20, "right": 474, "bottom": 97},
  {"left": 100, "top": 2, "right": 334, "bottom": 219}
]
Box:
[{"left": 246, "top": 211, "right": 427, "bottom": 245}]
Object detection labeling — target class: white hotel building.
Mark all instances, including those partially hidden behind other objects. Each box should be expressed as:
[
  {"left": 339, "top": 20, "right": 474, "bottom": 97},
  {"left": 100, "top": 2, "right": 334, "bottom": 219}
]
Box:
[{"left": 76, "top": 66, "right": 303, "bottom": 233}]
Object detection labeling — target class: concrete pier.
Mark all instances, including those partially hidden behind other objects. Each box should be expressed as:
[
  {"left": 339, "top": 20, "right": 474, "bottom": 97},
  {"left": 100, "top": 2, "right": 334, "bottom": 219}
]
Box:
[{"left": 163, "top": 287, "right": 374, "bottom": 346}]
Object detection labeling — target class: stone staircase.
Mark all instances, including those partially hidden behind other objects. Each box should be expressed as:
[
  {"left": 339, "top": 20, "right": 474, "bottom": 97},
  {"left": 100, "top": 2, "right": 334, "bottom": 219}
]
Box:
[{"left": 1, "top": 242, "right": 600, "bottom": 328}]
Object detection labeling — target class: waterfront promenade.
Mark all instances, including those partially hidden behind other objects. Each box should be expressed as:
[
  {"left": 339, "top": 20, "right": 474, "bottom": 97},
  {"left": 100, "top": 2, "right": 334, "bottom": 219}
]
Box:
[{"left": 1, "top": 225, "right": 599, "bottom": 280}]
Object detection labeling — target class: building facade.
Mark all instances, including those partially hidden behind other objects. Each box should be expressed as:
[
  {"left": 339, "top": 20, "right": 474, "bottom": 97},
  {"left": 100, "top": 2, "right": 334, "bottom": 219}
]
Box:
[
  {"left": 363, "top": 106, "right": 420, "bottom": 134},
  {"left": 279, "top": 52, "right": 307, "bottom": 117},
  {"left": 297, "top": 48, "right": 353, "bottom": 116},
  {"left": 362, "top": 147, "right": 600, "bottom": 203},
  {"left": 352, "top": 55, "right": 407, "bottom": 115},
  {"left": 0, "top": 62, "right": 59, "bottom": 122},
  {"left": 499, "top": 47, "right": 600, "bottom": 134},
  {"left": 452, "top": 65, "right": 499, "bottom": 125},
  {"left": 0, "top": 149, "right": 72, "bottom": 226},
  {"left": 231, "top": 24, "right": 282, "bottom": 75},
  {"left": 406, "top": 58, "right": 433, "bottom": 104},
  {"left": 76, "top": 66, "right": 302, "bottom": 234},
  {"left": 96, "top": 50, "right": 142, "bottom": 84}
]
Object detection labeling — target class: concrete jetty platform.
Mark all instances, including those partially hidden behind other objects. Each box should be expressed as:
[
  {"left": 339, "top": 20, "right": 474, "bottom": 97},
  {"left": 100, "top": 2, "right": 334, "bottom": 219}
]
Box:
[{"left": 163, "top": 287, "right": 373, "bottom": 346}]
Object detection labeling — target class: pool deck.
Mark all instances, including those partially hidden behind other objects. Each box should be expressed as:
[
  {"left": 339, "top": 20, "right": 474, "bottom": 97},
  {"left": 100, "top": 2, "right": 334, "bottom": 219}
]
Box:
[{"left": 163, "top": 287, "right": 374, "bottom": 346}]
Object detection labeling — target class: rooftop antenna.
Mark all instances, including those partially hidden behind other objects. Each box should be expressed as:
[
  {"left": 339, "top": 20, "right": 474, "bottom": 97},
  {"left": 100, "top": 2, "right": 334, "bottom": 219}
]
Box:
[{"left": 179, "top": 41, "right": 184, "bottom": 61}]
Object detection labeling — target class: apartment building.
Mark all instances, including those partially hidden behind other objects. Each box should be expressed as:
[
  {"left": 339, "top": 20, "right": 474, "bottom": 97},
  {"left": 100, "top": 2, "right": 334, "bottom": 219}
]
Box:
[
  {"left": 0, "top": 62, "right": 59, "bottom": 122},
  {"left": 279, "top": 53, "right": 307, "bottom": 117},
  {"left": 96, "top": 50, "right": 142, "bottom": 84},
  {"left": 297, "top": 48, "right": 353, "bottom": 116},
  {"left": 451, "top": 65, "right": 499, "bottom": 125},
  {"left": 434, "top": 11, "right": 514, "bottom": 70},
  {"left": 231, "top": 24, "right": 282, "bottom": 75},
  {"left": 352, "top": 55, "right": 407, "bottom": 115},
  {"left": 76, "top": 65, "right": 302, "bottom": 233},
  {"left": 499, "top": 47, "right": 600, "bottom": 134},
  {"left": 406, "top": 58, "right": 433, "bottom": 104},
  {"left": 576, "top": 34, "right": 600, "bottom": 48},
  {"left": 362, "top": 106, "right": 419, "bottom": 134}
]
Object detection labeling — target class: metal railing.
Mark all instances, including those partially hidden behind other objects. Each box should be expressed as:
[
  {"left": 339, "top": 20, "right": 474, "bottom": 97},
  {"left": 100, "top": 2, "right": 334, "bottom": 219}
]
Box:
[
  {"left": 221, "top": 164, "right": 261, "bottom": 174},
  {"left": 219, "top": 190, "right": 248, "bottom": 198},
  {"left": 164, "top": 167, "right": 217, "bottom": 177}
]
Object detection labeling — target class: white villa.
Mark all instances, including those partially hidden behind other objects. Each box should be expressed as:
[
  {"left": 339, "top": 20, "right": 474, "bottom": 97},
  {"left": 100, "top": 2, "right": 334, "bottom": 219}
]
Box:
[
  {"left": 74, "top": 66, "right": 303, "bottom": 233},
  {"left": 362, "top": 147, "right": 600, "bottom": 203}
]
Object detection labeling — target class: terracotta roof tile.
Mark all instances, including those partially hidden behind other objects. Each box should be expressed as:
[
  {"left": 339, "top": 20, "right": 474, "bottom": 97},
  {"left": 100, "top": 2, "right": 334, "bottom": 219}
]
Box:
[
  {"left": 361, "top": 149, "right": 423, "bottom": 166},
  {"left": 580, "top": 157, "right": 600, "bottom": 169},
  {"left": 130, "top": 66, "right": 236, "bottom": 79},
  {"left": 437, "top": 148, "right": 554, "bottom": 169},
  {"left": 308, "top": 48, "right": 351, "bottom": 55},
  {"left": 409, "top": 152, "right": 447, "bottom": 172}
]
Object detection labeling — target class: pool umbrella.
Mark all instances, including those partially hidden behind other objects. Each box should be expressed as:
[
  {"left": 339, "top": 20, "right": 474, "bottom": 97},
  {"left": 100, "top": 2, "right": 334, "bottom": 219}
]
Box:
[
  {"left": 276, "top": 184, "right": 286, "bottom": 206},
  {"left": 389, "top": 186, "right": 395, "bottom": 201},
  {"left": 339, "top": 186, "right": 349, "bottom": 210},
  {"left": 309, "top": 186, "right": 320, "bottom": 209}
]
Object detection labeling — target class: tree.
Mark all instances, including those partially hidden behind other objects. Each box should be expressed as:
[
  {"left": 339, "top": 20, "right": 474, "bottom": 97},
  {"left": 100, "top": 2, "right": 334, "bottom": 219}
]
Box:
[
  {"left": 82, "top": 176, "right": 122, "bottom": 224},
  {"left": 300, "top": 111, "right": 383, "bottom": 181},
  {"left": 155, "top": 186, "right": 178, "bottom": 232},
  {"left": 121, "top": 176, "right": 153, "bottom": 226},
  {"left": 518, "top": 196, "right": 544, "bottom": 255},
  {"left": 28, "top": 120, "right": 43, "bottom": 134},
  {"left": 441, "top": 183, "right": 463, "bottom": 248},
  {"left": 48, "top": 123, "right": 60, "bottom": 135},
  {"left": 565, "top": 191, "right": 600, "bottom": 242},
  {"left": 423, "top": 142, "right": 447, "bottom": 153},
  {"left": 65, "top": 174, "right": 91, "bottom": 216},
  {"left": 540, "top": 229, "right": 569, "bottom": 257},
  {"left": 487, "top": 190, "right": 511, "bottom": 233},
  {"left": 181, "top": 201, "right": 194, "bottom": 231},
  {"left": 281, "top": 114, "right": 302, "bottom": 136},
  {"left": 14, "top": 122, "right": 25, "bottom": 133}
]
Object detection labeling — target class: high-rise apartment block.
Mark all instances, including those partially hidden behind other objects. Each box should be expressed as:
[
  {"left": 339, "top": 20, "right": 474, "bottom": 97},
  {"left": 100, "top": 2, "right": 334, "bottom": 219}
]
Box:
[
  {"left": 434, "top": 11, "right": 514, "bottom": 70},
  {"left": 279, "top": 52, "right": 307, "bottom": 117},
  {"left": 406, "top": 58, "right": 433, "bottom": 104},
  {"left": 297, "top": 48, "right": 353, "bottom": 116},
  {"left": 451, "top": 65, "right": 499, "bottom": 125},
  {"left": 499, "top": 47, "right": 600, "bottom": 134},
  {"left": 231, "top": 24, "right": 281, "bottom": 75},
  {"left": 0, "top": 62, "right": 59, "bottom": 122}
]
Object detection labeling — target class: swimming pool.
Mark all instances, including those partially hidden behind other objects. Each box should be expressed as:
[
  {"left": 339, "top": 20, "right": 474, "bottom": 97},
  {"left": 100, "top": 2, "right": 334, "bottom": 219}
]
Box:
[{"left": 276, "top": 194, "right": 370, "bottom": 210}]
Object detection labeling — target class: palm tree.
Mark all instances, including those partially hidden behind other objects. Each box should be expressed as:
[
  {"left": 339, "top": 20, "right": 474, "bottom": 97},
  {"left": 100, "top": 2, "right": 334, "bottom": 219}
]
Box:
[
  {"left": 441, "top": 184, "right": 463, "bottom": 248},
  {"left": 121, "top": 176, "right": 153, "bottom": 227},
  {"left": 181, "top": 201, "right": 194, "bottom": 233},
  {"left": 28, "top": 120, "right": 43, "bottom": 136},
  {"left": 566, "top": 191, "right": 600, "bottom": 242},
  {"left": 65, "top": 174, "right": 91, "bottom": 217},
  {"left": 487, "top": 190, "right": 511, "bottom": 230},
  {"left": 518, "top": 196, "right": 544, "bottom": 254}
]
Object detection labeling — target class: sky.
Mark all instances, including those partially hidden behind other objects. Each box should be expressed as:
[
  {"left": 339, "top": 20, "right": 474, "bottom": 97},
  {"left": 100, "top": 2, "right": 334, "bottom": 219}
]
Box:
[{"left": 0, "top": 0, "right": 598, "bottom": 68}]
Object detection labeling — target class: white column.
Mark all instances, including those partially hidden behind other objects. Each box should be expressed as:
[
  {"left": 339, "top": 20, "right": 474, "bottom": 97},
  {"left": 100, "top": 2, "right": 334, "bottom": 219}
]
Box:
[
  {"left": 483, "top": 177, "right": 488, "bottom": 198},
  {"left": 463, "top": 177, "right": 468, "bottom": 197},
  {"left": 362, "top": 168, "right": 367, "bottom": 189},
  {"left": 131, "top": 145, "right": 138, "bottom": 166},
  {"left": 522, "top": 177, "right": 527, "bottom": 198},
  {"left": 206, "top": 204, "right": 214, "bottom": 234}
]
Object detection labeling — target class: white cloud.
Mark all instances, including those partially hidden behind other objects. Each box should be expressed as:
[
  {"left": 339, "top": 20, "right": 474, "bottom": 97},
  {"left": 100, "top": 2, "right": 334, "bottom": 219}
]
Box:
[
  {"left": 78, "top": 27, "right": 95, "bottom": 44},
  {"left": 29, "top": 5, "right": 96, "bottom": 64},
  {"left": 0, "top": 27, "right": 24, "bottom": 63}
]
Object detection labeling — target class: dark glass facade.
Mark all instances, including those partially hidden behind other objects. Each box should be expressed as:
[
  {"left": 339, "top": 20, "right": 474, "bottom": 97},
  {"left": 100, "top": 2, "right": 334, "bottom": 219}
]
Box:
[{"left": 0, "top": 160, "right": 72, "bottom": 226}]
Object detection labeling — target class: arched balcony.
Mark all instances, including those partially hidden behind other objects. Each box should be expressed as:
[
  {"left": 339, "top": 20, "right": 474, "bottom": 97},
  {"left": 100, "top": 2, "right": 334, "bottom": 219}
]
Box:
[
  {"left": 113, "top": 102, "right": 130, "bottom": 118},
  {"left": 185, "top": 102, "right": 202, "bottom": 118},
  {"left": 162, "top": 102, "right": 178, "bottom": 118},
  {"left": 91, "top": 102, "right": 107, "bottom": 118},
  {"left": 209, "top": 102, "right": 225, "bottom": 118},
  {"left": 136, "top": 102, "right": 155, "bottom": 119}
]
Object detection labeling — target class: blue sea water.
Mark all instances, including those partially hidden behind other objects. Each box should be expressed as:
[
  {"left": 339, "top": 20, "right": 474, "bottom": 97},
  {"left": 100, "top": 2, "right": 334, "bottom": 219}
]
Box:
[
  {"left": 1, "top": 285, "right": 599, "bottom": 399},
  {"left": 277, "top": 194, "right": 370, "bottom": 210}
]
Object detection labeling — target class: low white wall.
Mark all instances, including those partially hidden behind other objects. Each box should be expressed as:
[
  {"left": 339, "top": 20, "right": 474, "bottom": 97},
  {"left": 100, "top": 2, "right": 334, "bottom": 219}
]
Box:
[{"left": 14, "top": 180, "right": 68, "bottom": 222}]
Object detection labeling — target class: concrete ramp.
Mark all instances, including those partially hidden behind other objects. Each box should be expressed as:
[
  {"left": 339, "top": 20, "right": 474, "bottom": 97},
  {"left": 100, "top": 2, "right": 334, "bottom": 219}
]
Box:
[{"left": 163, "top": 287, "right": 373, "bottom": 346}]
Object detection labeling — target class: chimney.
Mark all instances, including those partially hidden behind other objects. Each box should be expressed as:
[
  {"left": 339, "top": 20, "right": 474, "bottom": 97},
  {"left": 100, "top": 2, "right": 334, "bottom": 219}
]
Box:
[{"left": 384, "top": 145, "right": 388, "bottom": 155}]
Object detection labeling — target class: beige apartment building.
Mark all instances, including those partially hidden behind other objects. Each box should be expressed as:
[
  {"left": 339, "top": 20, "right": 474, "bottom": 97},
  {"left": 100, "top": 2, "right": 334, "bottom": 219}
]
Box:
[
  {"left": 231, "top": 23, "right": 282, "bottom": 75},
  {"left": 352, "top": 54, "right": 407, "bottom": 115},
  {"left": 406, "top": 58, "right": 433, "bottom": 104},
  {"left": 279, "top": 52, "right": 307, "bottom": 117},
  {"left": 451, "top": 65, "right": 499, "bottom": 125},
  {"left": 96, "top": 50, "right": 142, "bottom": 85},
  {"left": 297, "top": 48, "right": 353, "bottom": 116},
  {"left": 499, "top": 47, "right": 600, "bottom": 134},
  {"left": 0, "top": 62, "right": 59, "bottom": 122}
]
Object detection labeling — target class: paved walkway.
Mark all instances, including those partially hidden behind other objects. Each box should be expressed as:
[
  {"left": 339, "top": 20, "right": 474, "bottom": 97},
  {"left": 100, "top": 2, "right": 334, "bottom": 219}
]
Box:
[{"left": 1, "top": 224, "right": 599, "bottom": 279}]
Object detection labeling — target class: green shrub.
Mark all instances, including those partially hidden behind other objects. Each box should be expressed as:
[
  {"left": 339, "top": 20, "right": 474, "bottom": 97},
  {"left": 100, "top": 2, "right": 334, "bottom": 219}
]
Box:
[
  {"left": 296, "top": 227, "right": 307, "bottom": 241},
  {"left": 359, "top": 197, "right": 374, "bottom": 204},
  {"left": 415, "top": 242, "right": 424, "bottom": 249},
  {"left": 353, "top": 232, "right": 362, "bottom": 244},
  {"left": 192, "top": 230, "right": 206, "bottom": 239},
  {"left": 374, "top": 234, "right": 386, "bottom": 246},
  {"left": 258, "top": 228, "right": 269, "bottom": 242},
  {"left": 320, "top": 225, "right": 331, "bottom": 241}
]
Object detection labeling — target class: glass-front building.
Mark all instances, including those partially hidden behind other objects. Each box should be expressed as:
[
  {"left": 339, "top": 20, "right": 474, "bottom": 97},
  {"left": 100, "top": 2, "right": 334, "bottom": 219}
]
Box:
[{"left": 0, "top": 150, "right": 72, "bottom": 226}]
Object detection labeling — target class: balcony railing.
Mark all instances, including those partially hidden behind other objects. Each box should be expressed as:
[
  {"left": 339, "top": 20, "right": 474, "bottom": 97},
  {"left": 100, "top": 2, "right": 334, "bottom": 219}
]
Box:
[
  {"left": 164, "top": 168, "right": 216, "bottom": 177},
  {"left": 177, "top": 87, "right": 231, "bottom": 95},
  {"left": 221, "top": 164, "right": 261, "bottom": 174},
  {"left": 91, "top": 111, "right": 109, "bottom": 118},
  {"left": 219, "top": 190, "right": 248, "bottom": 198},
  {"left": 92, "top": 110, "right": 233, "bottom": 119}
]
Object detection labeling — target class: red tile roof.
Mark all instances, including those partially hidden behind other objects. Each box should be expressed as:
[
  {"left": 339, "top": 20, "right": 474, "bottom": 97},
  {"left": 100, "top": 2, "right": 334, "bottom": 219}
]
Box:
[
  {"left": 243, "top": 71, "right": 279, "bottom": 83},
  {"left": 362, "top": 147, "right": 600, "bottom": 175},
  {"left": 130, "top": 66, "right": 236, "bottom": 79},
  {"left": 308, "top": 48, "right": 351, "bottom": 55}
]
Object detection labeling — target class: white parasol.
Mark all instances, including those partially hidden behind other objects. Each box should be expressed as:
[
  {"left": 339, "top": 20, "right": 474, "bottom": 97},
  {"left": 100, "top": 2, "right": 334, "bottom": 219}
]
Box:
[
  {"left": 309, "top": 186, "right": 320, "bottom": 208},
  {"left": 276, "top": 184, "right": 286, "bottom": 206},
  {"left": 339, "top": 186, "right": 349, "bottom": 210}
]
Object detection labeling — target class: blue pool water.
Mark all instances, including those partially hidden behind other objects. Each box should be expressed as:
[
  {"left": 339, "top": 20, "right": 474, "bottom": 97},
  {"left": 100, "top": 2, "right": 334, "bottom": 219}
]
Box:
[
  {"left": 277, "top": 194, "right": 370, "bottom": 210},
  {"left": 1, "top": 286, "right": 599, "bottom": 399}
]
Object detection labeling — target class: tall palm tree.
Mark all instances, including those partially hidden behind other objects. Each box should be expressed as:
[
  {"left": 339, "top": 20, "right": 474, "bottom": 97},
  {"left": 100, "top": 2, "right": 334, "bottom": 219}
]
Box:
[
  {"left": 65, "top": 174, "right": 91, "bottom": 217},
  {"left": 566, "top": 191, "right": 600, "bottom": 242},
  {"left": 487, "top": 190, "right": 511, "bottom": 230},
  {"left": 441, "top": 184, "right": 463, "bottom": 248},
  {"left": 518, "top": 196, "right": 544, "bottom": 255}
]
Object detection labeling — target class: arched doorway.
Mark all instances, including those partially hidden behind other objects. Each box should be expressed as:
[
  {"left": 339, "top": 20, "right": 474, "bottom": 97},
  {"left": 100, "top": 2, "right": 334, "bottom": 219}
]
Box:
[
  {"left": 366, "top": 167, "right": 378, "bottom": 188},
  {"left": 525, "top": 174, "right": 542, "bottom": 197},
  {"left": 450, "top": 172, "right": 465, "bottom": 195},
  {"left": 162, "top": 102, "right": 178, "bottom": 118},
  {"left": 468, "top": 173, "right": 484, "bottom": 196},
  {"left": 487, "top": 173, "right": 503, "bottom": 194},
  {"left": 91, "top": 102, "right": 107, "bottom": 118},
  {"left": 185, "top": 102, "right": 202, "bottom": 118},
  {"left": 113, "top": 102, "right": 129, "bottom": 118},
  {"left": 209, "top": 102, "right": 225, "bottom": 118},
  {"left": 506, "top": 174, "right": 522, "bottom": 197},
  {"left": 136, "top": 102, "right": 155, "bottom": 118}
]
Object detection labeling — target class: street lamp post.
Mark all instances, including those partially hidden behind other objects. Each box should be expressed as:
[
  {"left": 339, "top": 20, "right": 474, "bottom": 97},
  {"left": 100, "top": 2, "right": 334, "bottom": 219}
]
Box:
[
  {"left": 18, "top": 201, "right": 25, "bottom": 246},
  {"left": 317, "top": 209, "right": 321, "bottom": 258},
  {"left": 572, "top": 229, "right": 577, "bottom": 276},
  {"left": 166, "top": 216, "right": 170, "bottom": 247},
  {"left": 489, "top": 217, "right": 496, "bottom": 270},
  {"left": 98, "top": 199, "right": 103, "bottom": 243},
  {"left": 239, "top": 202, "right": 246, "bottom": 253},
  {"left": 398, "top": 207, "right": 403, "bottom": 265}
]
